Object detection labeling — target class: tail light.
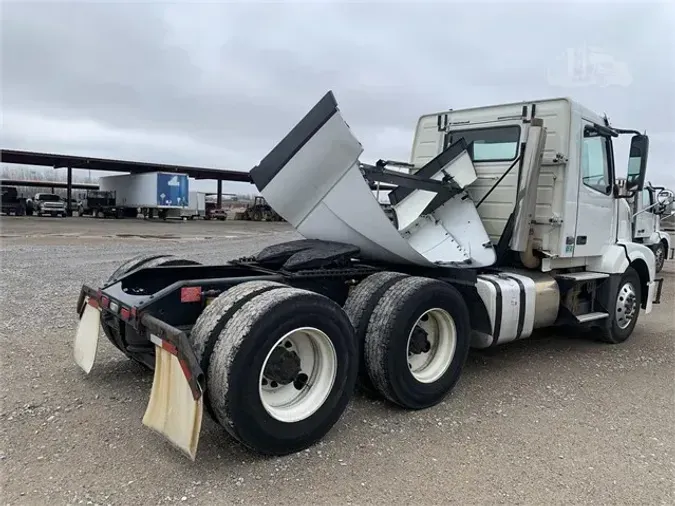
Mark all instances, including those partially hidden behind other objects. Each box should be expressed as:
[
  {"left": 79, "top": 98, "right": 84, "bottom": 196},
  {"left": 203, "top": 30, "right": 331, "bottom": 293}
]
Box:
[
  {"left": 120, "top": 307, "right": 130, "bottom": 321},
  {"left": 180, "top": 286, "right": 202, "bottom": 303}
]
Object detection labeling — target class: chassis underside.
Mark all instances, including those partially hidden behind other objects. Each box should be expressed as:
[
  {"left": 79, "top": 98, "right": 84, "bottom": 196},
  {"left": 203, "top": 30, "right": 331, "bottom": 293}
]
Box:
[{"left": 76, "top": 239, "right": 478, "bottom": 401}]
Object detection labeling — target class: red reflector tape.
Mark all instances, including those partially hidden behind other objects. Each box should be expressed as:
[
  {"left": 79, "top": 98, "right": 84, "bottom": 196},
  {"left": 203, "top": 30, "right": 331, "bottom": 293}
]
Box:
[
  {"left": 163, "top": 341, "right": 178, "bottom": 356},
  {"left": 100, "top": 296, "right": 109, "bottom": 308},
  {"left": 180, "top": 286, "right": 202, "bottom": 303},
  {"left": 87, "top": 298, "right": 99, "bottom": 309}
]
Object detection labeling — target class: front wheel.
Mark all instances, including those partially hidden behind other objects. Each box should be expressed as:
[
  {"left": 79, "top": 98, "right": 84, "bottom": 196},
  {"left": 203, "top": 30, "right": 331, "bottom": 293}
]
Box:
[
  {"left": 652, "top": 242, "right": 666, "bottom": 273},
  {"left": 598, "top": 267, "right": 641, "bottom": 344}
]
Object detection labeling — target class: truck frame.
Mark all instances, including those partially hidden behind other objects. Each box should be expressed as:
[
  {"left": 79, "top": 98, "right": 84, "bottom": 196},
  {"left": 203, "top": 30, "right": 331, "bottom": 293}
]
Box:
[{"left": 73, "top": 91, "right": 665, "bottom": 461}]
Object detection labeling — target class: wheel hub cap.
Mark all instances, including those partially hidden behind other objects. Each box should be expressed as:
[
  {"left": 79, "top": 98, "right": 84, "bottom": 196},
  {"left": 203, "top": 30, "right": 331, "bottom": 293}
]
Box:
[
  {"left": 615, "top": 282, "right": 637, "bottom": 329},
  {"left": 409, "top": 327, "right": 431, "bottom": 355},
  {"left": 263, "top": 346, "right": 301, "bottom": 386},
  {"left": 405, "top": 308, "right": 457, "bottom": 384}
]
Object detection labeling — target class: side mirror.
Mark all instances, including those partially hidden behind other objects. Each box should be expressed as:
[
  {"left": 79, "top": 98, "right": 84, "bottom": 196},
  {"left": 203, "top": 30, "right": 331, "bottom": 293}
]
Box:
[
  {"left": 626, "top": 134, "right": 649, "bottom": 191},
  {"left": 655, "top": 189, "right": 675, "bottom": 214}
]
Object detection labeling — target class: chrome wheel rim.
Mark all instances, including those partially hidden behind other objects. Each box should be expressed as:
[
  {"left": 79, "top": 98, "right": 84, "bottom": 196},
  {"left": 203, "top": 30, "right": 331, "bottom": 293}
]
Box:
[{"left": 615, "top": 281, "right": 637, "bottom": 329}]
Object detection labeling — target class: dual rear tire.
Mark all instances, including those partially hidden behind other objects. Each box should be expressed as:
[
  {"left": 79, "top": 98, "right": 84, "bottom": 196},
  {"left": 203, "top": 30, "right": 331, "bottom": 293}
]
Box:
[
  {"left": 189, "top": 281, "right": 358, "bottom": 456},
  {"left": 344, "top": 273, "right": 471, "bottom": 409},
  {"left": 191, "top": 273, "right": 471, "bottom": 455}
]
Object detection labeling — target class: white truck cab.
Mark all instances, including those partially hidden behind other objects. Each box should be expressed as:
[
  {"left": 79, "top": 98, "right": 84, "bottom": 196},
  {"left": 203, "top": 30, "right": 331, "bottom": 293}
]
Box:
[
  {"left": 631, "top": 183, "right": 673, "bottom": 272},
  {"left": 253, "top": 92, "right": 663, "bottom": 346}
]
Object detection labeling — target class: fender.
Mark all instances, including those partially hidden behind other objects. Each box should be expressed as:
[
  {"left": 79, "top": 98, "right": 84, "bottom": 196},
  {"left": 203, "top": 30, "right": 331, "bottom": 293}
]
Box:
[
  {"left": 586, "top": 242, "right": 656, "bottom": 313},
  {"left": 656, "top": 230, "right": 671, "bottom": 251},
  {"left": 586, "top": 242, "right": 655, "bottom": 279}
]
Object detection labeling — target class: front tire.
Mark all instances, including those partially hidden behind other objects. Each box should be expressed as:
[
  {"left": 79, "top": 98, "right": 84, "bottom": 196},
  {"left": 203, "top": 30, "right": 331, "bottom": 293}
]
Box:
[
  {"left": 652, "top": 242, "right": 666, "bottom": 273},
  {"left": 363, "top": 276, "right": 471, "bottom": 410},
  {"left": 207, "top": 287, "right": 358, "bottom": 455},
  {"left": 598, "top": 267, "right": 641, "bottom": 344}
]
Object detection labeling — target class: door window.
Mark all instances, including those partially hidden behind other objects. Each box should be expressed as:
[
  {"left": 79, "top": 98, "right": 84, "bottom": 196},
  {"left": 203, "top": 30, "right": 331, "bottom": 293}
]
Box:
[
  {"left": 581, "top": 134, "right": 611, "bottom": 194},
  {"left": 642, "top": 189, "right": 653, "bottom": 208}
]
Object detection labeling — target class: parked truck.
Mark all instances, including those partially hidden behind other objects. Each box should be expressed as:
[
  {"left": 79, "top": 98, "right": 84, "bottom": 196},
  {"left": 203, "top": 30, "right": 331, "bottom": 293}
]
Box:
[
  {"left": 78, "top": 190, "right": 122, "bottom": 218},
  {"left": 74, "top": 91, "right": 664, "bottom": 461},
  {"left": 630, "top": 184, "right": 674, "bottom": 272},
  {"left": 165, "top": 191, "right": 206, "bottom": 220},
  {"left": 99, "top": 172, "right": 189, "bottom": 219},
  {"left": 0, "top": 186, "right": 27, "bottom": 216},
  {"left": 30, "top": 192, "right": 67, "bottom": 217}
]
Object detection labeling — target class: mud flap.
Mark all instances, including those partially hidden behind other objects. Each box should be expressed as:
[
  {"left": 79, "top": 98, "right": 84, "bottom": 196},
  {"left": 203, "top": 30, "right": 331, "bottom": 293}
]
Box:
[
  {"left": 74, "top": 298, "right": 101, "bottom": 374},
  {"left": 142, "top": 337, "right": 203, "bottom": 461}
]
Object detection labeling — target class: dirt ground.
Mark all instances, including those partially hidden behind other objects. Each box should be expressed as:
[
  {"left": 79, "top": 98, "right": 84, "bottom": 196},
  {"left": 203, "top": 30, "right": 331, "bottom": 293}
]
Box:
[{"left": 1, "top": 216, "right": 673, "bottom": 505}]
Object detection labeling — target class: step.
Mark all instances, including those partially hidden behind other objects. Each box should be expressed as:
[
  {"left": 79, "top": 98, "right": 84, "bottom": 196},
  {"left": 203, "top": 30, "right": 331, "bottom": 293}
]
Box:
[
  {"left": 556, "top": 271, "right": 610, "bottom": 282},
  {"left": 575, "top": 311, "right": 609, "bottom": 323}
]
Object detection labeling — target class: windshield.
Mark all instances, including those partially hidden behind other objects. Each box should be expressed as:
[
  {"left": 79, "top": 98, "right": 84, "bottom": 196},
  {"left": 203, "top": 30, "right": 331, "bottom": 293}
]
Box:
[{"left": 37, "top": 194, "right": 62, "bottom": 202}]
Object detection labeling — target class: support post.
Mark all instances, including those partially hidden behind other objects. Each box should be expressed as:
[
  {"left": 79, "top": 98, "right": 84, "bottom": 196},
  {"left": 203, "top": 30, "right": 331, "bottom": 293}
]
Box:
[
  {"left": 66, "top": 166, "right": 73, "bottom": 216},
  {"left": 216, "top": 180, "right": 222, "bottom": 209}
]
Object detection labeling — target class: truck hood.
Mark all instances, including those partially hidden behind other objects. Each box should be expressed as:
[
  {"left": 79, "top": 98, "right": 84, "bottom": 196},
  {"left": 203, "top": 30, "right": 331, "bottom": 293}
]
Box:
[{"left": 248, "top": 91, "right": 495, "bottom": 269}]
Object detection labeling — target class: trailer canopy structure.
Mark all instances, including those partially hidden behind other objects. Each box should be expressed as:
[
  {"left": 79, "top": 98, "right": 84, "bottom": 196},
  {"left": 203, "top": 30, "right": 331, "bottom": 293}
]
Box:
[
  {"left": 0, "top": 149, "right": 251, "bottom": 215},
  {"left": 0, "top": 179, "right": 99, "bottom": 191},
  {"left": 1, "top": 149, "right": 396, "bottom": 216}
]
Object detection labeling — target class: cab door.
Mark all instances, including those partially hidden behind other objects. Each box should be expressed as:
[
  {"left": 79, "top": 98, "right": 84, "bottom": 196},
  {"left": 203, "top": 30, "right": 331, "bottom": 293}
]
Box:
[{"left": 573, "top": 121, "right": 615, "bottom": 257}]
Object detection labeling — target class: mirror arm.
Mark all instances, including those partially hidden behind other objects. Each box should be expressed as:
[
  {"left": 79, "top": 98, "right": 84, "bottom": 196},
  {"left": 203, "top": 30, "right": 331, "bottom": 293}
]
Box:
[{"left": 614, "top": 128, "right": 643, "bottom": 136}]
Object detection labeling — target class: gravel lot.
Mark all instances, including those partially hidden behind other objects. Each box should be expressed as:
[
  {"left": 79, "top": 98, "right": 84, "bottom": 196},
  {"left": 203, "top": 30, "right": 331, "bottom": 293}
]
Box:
[{"left": 1, "top": 216, "right": 673, "bottom": 505}]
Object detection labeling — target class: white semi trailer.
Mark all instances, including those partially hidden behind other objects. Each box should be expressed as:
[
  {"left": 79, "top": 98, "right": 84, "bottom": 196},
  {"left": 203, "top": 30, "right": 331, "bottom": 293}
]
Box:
[
  {"left": 99, "top": 171, "right": 189, "bottom": 218},
  {"left": 73, "top": 91, "right": 664, "bottom": 461}
]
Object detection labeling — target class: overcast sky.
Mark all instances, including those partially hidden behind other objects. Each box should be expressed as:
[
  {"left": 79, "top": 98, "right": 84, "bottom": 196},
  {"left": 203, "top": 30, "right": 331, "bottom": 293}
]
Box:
[{"left": 2, "top": 0, "right": 674, "bottom": 194}]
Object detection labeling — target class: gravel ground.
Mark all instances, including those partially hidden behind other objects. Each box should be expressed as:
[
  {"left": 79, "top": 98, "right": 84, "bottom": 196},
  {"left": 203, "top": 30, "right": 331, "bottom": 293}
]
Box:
[{"left": 1, "top": 216, "right": 673, "bottom": 505}]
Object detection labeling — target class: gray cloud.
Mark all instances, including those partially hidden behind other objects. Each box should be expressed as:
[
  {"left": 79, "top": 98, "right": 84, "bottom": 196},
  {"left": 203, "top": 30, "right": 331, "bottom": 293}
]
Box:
[{"left": 2, "top": 0, "right": 674, "bottom": 192}]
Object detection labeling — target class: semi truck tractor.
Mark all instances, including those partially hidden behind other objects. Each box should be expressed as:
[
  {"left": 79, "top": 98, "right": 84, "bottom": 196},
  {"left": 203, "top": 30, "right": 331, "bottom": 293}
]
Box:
[
  {"left": 73, "top": 91, "right": 664, "bottom": 461},
  {"left": 630, "top": 183, "right": 674, "bottom": 272}
]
